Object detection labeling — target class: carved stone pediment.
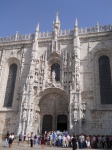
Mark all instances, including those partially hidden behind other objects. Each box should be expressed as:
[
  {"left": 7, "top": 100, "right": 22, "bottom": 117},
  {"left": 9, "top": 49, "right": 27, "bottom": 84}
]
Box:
[
  {"left": 45, "top": 81, "right": 62, "bottom": 89},
  {"left": 50, "top": 51, "right": 60, "bottom": 57}
]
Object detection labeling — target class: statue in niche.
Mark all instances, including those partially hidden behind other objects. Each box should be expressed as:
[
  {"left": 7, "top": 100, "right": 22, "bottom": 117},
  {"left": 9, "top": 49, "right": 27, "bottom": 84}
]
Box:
[
  {"left": 22, "top": 110, "right": 27, "bottom": 122},
  {"left": 35, "top": 112, "right": 39, "bottom": 122},
  {"left": 23, "top": 99, "right": 28, "bottom": 110},
  {"left": 36, "top": 99, "right": 40, "bottom": 112},
  {"left": 41, "top": 63, "right": 44, "bottom": 70},
  {"left": 64, "top": 59, "right": 67, "bottom": 66},
  {"left": 76, "top": 73, "right": 79, "bottom": 82},
  {"left": 52, "top": 71, "right": 56, "bottom": 82},
  {"left": 51, "top": 63, "right": 60, "bottom": 81},
  {"left": 29, "top": 111, "right": 33, "bottom": 125},
  {"left": 23, "top": 85, "right": 26, "bottom": 93},
  {"left": 73, "top": 110, "right": 77, "bottom": 122},
  {"left": 76, "top": 82, "right": 80, "bottom": 91},
  {"left": 72, "top": 74, "right": 75, "bottom": 89}
]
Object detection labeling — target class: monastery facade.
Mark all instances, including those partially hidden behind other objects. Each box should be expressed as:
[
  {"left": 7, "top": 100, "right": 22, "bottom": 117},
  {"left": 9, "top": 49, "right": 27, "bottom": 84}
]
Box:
[{"left": 0, "top": 13, "right": 112, "bottom": 136}]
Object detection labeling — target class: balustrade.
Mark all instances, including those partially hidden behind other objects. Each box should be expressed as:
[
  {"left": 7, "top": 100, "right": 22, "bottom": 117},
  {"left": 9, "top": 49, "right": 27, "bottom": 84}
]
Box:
[{"left": 0, "top": 24, "right": 112, "bottom": 43}]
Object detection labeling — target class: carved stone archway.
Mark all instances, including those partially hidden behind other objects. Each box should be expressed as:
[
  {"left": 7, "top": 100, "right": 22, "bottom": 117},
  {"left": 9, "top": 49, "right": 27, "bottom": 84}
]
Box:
[{"left": 39, "top": 90, "right": 69, "bottom": 133}]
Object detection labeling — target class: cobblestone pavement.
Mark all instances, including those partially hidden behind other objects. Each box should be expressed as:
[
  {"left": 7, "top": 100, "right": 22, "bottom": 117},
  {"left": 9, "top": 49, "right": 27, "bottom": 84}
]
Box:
[{"left": 0, "top": 142, "right": 108, "bottom": 150}]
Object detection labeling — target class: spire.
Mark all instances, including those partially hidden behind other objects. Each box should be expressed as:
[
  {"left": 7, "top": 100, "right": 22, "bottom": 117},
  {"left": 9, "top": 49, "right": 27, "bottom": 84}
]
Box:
[
  {"left": 96, "top": 22, "right": 99, "bottom": 32},
  {"left": 53, "top": 12, "right": 60, "bottom": 31},
  {"left": 55, "top": 12, "right": 59, "bottom": 23},
  {"left": 75, "top": 18, "right": 78, "bottom": 27},
  {"left": 15, "top": 31, "right": 18, "bottom": 41},
  {"left": 36, "top": 23, "right": 39, "bottom": 32},
  {"left": 34, "top": 23, "right": 39, "bottom": 41},
  {"left": 74, "top": 18, "right": 78, "bottom": 36}
]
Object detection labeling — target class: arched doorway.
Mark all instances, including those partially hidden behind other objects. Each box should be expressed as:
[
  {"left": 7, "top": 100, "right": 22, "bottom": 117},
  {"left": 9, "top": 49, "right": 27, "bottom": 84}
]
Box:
[
  {"left": 57, "top": 115, "right": 67, "bottom": 131},
  {"left": 42, "top": 115, "right": 53, "bottom": 133},
  {"left": 39, "top": 90, "right": 69, "bottom": 133}
]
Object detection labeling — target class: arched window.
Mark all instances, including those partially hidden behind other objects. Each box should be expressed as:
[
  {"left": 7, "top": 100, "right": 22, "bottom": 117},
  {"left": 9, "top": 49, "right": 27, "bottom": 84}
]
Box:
[
  {"left": 4, "top": 64, "right": 17, "bottom": 107},
  {"left": 98, "top": 55, "right": 112, "bottom": 104},
  {"left": 51, "top": 63, "right": 60, "bottom": 81}
]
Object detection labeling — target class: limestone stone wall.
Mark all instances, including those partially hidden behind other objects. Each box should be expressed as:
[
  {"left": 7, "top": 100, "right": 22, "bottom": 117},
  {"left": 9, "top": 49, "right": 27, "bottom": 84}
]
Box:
[
  {"left": 0, "top": 21, "right": 112, "bottom": 135},
  {"left": 80, "top": 36, "right": 112, "bottom": 135}
]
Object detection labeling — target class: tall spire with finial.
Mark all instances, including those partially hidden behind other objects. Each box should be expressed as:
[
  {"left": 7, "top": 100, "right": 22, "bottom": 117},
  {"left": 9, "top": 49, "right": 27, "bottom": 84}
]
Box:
[
  {"left": 74, "top": 18, "right": 78, "bottom": 36},
  {"left": 34, "top": 23, "right": 39, "bottom": 41},
  {"left": 53, "top": 12, "right": 60, "bottom": 40},
  {"left": 53, "top": 12, "right": 60, "bottom": 31},
  {"left": 75, "top": 18, "right": 78, "bottom": 26},
  {"left": 70, "top": 17, "right": 82, "bottom": 134},
  {"left": 36, "top": 23, "right": 39, "bottom": 32},
  {"left": 55, "top": 12, "right": 59, "bottom": 23},
  {"left": 96, "top": 22, "right": 99, "bottom": 32}
]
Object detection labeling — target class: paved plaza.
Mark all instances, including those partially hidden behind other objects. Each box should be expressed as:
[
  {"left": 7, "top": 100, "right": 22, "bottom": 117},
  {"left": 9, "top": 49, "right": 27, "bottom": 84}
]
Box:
[{"left": 0, "top": 141, "right": 108, "bottom": 150}]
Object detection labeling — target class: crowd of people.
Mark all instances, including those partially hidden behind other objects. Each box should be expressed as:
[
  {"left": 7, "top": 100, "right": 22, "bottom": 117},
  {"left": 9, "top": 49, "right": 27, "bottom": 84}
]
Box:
[
  {"left": 42, "top": 131, "right": 112, "bottom": 149},
  {"left": 3, "top": 130, "right": 112, "bottom": 149}
]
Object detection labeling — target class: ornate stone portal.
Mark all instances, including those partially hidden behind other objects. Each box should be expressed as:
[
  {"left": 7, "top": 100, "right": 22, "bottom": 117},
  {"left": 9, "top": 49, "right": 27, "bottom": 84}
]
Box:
[{"left": 39, "top": 91, "right": 69, "bottom": 133}]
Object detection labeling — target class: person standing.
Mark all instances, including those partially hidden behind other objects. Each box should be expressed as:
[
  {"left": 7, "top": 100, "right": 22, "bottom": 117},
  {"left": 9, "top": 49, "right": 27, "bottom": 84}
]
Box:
[
  {"left": 72, "top": 135, "right": 77, "bottom": 150},
  {"left": 18, "top": 132, "right": 23, "bottom": 145},
  {"left": 9, "top": 133, "right": 13, "bottom": 148},
  {"left": 34, "top": 135, "right": 38, "bottom": 147},
  {"left": 30, "top": 132, "right": 34, "bottom": 147},
  {"left": 41, "top": 135, "right": 45, "bottom": 149},
  {"left": 4, "top": 131, "right": 9, "bottom": 147}
]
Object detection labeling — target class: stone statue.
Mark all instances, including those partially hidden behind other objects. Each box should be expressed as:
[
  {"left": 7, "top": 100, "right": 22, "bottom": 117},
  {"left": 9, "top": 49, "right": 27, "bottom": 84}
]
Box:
[
  {"left": 29, "top": 111, "right": 33, "bottom": 125},
  {"left": 52, "top": 71, "right": 56, "bottom": 81},
  {"left": 74, "top": 110, "right": 77, "bottom": 122},
  {"left": 23, "top": 100, "right": 28, "bottom": 110},
  {"left": 23, "top": 84, "right": 27, "bottom": 93},
  {"left": 76, "top": 82, "right": 80, "bottom": 91},
  {"left": 22, "top": 110, "right": 27, "bottom": 121},
  {"left": 35, "top": 112, "right": 39, "bottom": 121}
]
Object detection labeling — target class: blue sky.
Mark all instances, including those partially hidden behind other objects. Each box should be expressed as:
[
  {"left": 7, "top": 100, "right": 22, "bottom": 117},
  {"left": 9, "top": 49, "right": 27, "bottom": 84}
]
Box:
[{"left": 0, "top": 0, "right": 112, "bottom": 37}]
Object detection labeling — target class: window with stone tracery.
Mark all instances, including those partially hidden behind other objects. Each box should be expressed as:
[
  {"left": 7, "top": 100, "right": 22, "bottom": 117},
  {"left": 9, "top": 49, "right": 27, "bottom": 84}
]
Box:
[
  {"left": 98, "top": 55, "right": 112, "bottom": 104},
  {"left": 4, "top": 64, "right": 17, "bottom": 107},
  {"left": 51, "top": 63, "right": 60, "bottom": 81}
]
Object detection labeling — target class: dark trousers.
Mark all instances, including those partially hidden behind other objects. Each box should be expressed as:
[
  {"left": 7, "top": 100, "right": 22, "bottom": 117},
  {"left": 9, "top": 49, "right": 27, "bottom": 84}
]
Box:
[{"left": 30, "top": 139, "right": 33, "bottom": 147}]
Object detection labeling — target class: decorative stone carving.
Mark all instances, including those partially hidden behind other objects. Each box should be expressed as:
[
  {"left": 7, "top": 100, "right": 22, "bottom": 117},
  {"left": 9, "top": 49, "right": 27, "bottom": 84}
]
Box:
[
  {"left": 23, "top": 100, "right": 28, "bottom": 110},
  {"left": 39, "top": 93, "right": 68, "bottom": 114},
  {"left": 29, "top": 111, "right": 33, "bottom": 125},
  {"left": 22, "top": 110, "right": 27, "bottom": 122},
  {"left": 73, "top": 110, "right": 77, "bottom": 122},
  {"left": 52, "top": 71, "right": 56, "bottom": 82},
  {"left": 35, "top": 112, "right": 39, "bottom": 122}
]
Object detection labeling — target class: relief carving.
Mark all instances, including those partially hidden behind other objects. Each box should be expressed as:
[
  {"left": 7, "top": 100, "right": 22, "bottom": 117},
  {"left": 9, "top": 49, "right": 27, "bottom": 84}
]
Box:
[{"left": 39, "top": 93, "right": 68, "bottom": 114}]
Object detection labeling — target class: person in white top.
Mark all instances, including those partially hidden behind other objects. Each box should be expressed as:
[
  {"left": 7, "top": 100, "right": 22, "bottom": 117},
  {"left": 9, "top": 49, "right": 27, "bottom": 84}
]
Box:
[{"left": 9, "top": 133, "right": 13, "bottom": 147}]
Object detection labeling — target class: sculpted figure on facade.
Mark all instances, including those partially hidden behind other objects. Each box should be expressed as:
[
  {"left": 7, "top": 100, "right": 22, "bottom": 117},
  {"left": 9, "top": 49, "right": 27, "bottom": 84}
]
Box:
[
  {"left": 72, "top": 73, "right": 75, "bottom": 90},
  {"left": 23, "top": 99, "right": 28, "bottom": 110},
  {"left": 22, "top": 110, "right": 27, "bottom": 122},
  {"left": 73, "top": 110, "right": 77, "bottom": 122},
  {"left": 23, "top": 84, "right": 27, "bottom": 94},
  {"left": 52, "top": 71, "right": 56, "bottom": 82},
  {"left": 29, "top": 111, "right": 33, "bottom": 126},
  {"left": 35, "top": 111, "right": 39, "bottom": 122}
]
